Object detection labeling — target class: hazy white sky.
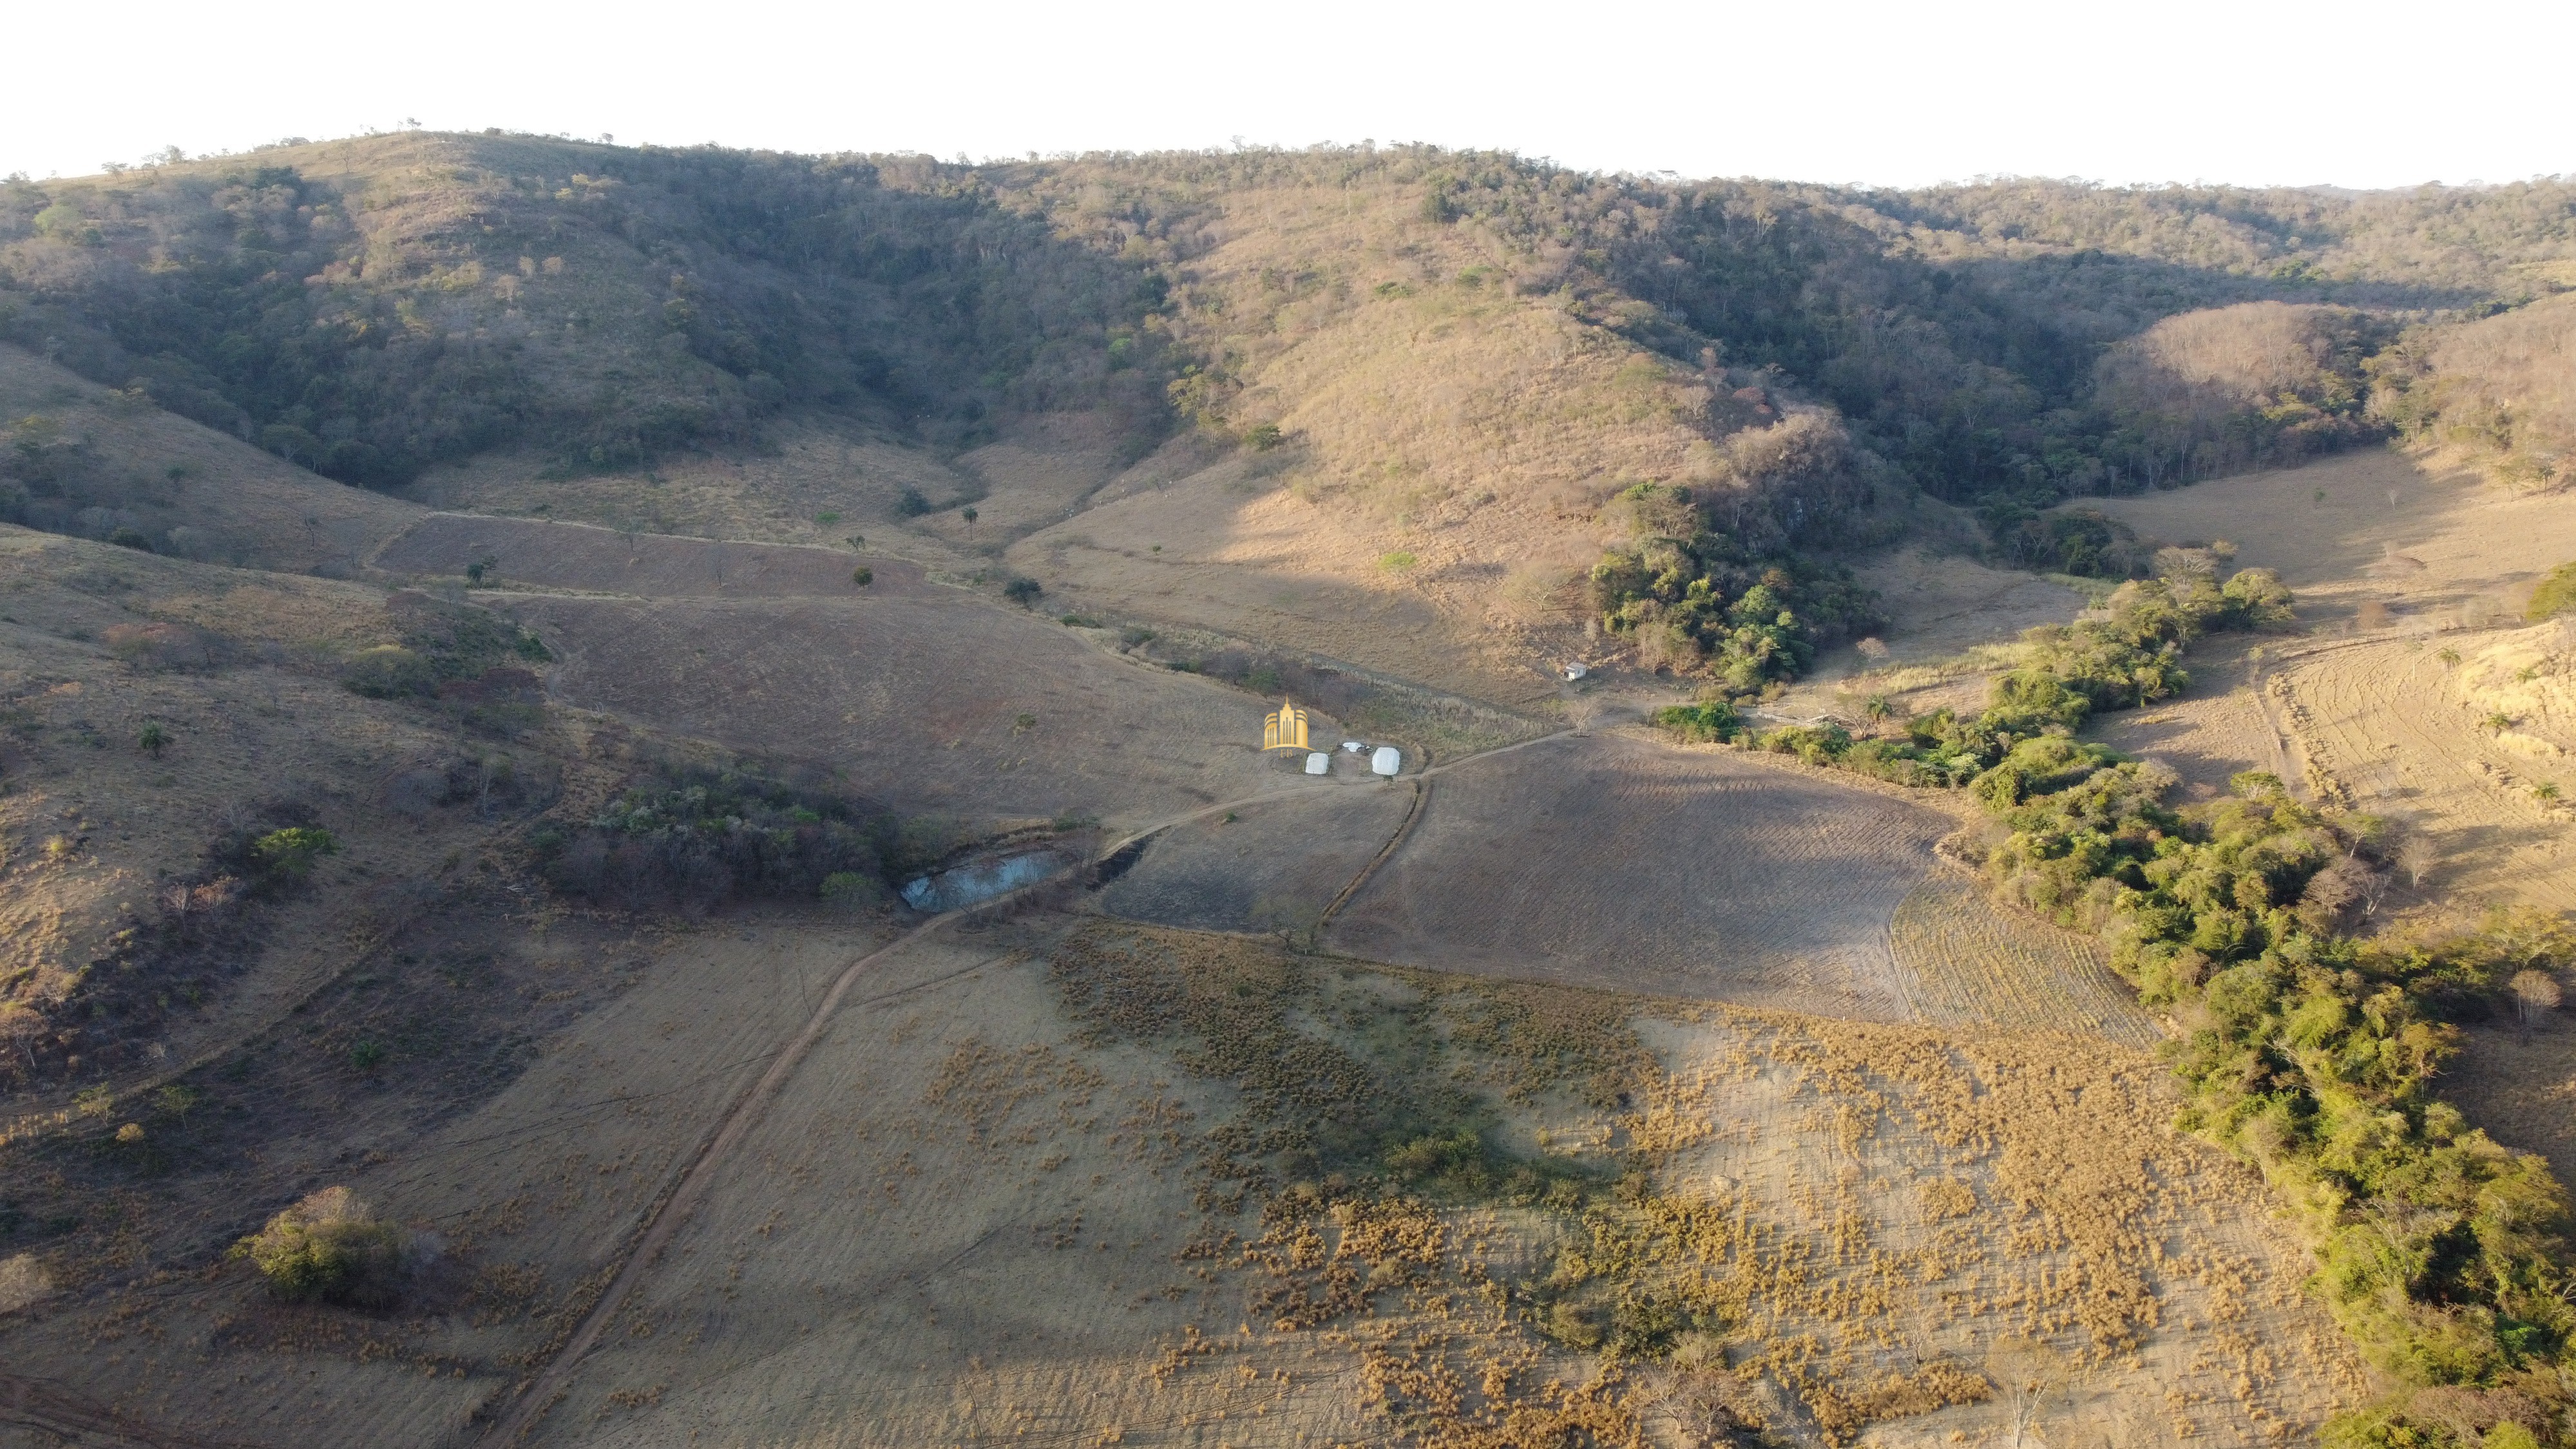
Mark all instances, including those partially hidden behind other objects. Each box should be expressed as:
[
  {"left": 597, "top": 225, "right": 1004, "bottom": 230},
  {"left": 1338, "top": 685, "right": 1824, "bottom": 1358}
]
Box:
[{"left": 6, "top": 0, "right": 2568, "bottom": 189}]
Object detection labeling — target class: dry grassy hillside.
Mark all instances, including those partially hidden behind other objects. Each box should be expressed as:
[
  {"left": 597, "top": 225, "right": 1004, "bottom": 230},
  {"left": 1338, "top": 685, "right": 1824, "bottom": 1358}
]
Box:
[
  {"left": 0, "top": 343, "right": 418, "bottom": 573},
  {"left": 0, "top": 527, "right": 587, "bottom": 1101},
  {"left": 978, "top": 169, "right": 1885, "bottom": 700},
  {"left": 0, "top": 134, "right": 1169, "bottom": 483}
]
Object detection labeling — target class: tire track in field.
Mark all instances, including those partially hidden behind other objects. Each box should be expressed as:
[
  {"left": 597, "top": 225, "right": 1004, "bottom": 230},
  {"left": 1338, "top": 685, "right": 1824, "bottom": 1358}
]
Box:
[
  {"left": 1889, "top": 866, "right": 2162, "bottom": 1046},
  {"left": 1324, "top": 734, "right": 1947, "bottom": 1019},
  {"left": 2276, "top": 636, "right": 2576, "bottom": 912}
]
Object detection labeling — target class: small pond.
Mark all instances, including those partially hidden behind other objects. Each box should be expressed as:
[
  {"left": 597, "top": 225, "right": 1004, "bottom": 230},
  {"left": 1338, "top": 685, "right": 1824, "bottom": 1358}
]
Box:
[{"left": 900, "top": 850, "right": 1065, "bottom": 912}]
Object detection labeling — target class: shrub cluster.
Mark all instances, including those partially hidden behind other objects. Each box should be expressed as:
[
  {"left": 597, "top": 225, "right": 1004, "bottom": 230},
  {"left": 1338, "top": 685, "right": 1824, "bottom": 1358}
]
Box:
[
  {"left": 2528, "top": 561, "right": 2576, "bottom": 624},
  {"left": 2006, "top": 770, "right": 2573, "bottom": 1426},
  {"left": 342, "top": 603, "right": 550, "bottom": 702},
  {"left": 1661, "top": 568, "right": 2291, "bottom": 782},
  {"left": 1976, "top": 502, "right": 2157, "bottom": 578},
  {"left": 231, "top": 1187, "right": 411, "bottom": 1307},
  {"left": 1594, "top": 498, "right": 1882, "bottom": 690},
  {"left": 536, "top": 765, "right": 905, "bottom": 916}
]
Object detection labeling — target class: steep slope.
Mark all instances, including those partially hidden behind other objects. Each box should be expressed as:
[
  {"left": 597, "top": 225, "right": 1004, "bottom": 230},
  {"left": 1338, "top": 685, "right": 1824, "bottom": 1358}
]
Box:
[{"left": 0, "top": 342, "right": 418, "bottom": 572}]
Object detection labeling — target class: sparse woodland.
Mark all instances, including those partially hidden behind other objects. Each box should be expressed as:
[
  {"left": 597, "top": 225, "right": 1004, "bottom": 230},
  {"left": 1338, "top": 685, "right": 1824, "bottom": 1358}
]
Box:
[{"left": 5, "top": 138, "right": 2572, "bottom": 550}]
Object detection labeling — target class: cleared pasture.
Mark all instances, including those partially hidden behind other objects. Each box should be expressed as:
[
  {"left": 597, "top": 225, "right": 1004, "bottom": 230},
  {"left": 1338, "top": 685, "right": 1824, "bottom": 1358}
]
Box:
[
  {"left": 2084, "top": 448, "right": 2576, "bottom": 621},
  {"left": 1094, "top": 775, "right": 1417, "bottom": 936},
  {"left": 1325, "top": 734, "right": 1949, "bottom": 1017},
  {"left": 502, "top": 591, "right": 1288, "bottom": 831},
  {"left": 2260, "top": 632, "right": 2576, "bottom": 912}
]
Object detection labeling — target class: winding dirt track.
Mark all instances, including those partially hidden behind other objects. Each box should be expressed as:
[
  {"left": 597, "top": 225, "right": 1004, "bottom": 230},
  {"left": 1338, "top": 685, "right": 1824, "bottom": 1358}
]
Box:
[{"left": 485, "top": 732, "right": 1567, "bottom": 1443}]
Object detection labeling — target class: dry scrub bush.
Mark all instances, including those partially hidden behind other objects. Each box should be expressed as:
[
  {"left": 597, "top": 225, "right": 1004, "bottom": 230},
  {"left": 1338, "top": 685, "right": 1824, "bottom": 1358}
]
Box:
[
  {"left": 0, "top": 1253, "right": 50, "bottom": 1314},
  {"left": 2509, "top": 969, "right": 2563, "bottom": 1031}
]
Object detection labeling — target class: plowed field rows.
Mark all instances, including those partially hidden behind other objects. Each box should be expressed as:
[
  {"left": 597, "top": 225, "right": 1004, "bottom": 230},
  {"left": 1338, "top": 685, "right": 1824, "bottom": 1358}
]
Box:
[
  {"left": 1326, "top": 735, "right": 1947, "bottom": 1016},
  {"left": 1889, "top": 866, "right": 2164, "bottom": 1046},
  {"left": 2275, "top": 635, "right": 2576, "bottom": 911}
]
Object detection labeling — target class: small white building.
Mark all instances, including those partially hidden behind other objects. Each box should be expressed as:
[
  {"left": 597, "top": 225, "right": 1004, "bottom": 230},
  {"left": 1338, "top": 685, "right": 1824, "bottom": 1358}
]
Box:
[
  {"left": 1341, "top": 739, "right": 1369, "bottom": 754},
  {"left": 1304, "top": 752, "right": 1331, "bottom": 775},
  {"left": 1370, "top": 746, "right": 1402, "bottom": 777},
  {"left": 1563, "top": 661, "right": 1590, "bottom": 681}
]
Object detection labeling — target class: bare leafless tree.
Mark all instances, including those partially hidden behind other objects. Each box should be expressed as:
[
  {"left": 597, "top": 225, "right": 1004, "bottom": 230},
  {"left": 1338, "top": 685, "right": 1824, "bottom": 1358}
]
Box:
[
  {"left": 2510, "top": 969, "right": 2564, "bottom": 1033},
  {"left": 2398, "top": 833, "right": 2439, "bottom": 889},
  {"left": 1987, "top": 1337, "right": 2067, "bottom": 1449}
]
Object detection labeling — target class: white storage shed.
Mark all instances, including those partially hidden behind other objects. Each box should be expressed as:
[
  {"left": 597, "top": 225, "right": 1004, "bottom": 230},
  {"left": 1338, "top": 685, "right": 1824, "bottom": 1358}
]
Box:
[{"left": 1370, "top": 746, "right": 1401, "bottom": 777}]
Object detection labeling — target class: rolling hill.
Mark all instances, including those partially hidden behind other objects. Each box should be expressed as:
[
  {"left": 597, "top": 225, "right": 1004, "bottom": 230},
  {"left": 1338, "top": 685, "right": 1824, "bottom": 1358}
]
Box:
[{"left": 3, "top": 134, "right": 2576, "bottom": 1449}]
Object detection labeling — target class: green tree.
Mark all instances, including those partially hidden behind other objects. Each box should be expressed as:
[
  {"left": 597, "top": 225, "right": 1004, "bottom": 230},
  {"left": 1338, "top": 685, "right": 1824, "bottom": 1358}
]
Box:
[
  {"left": 251, "top": 827, "right": 339, "bottom": 880},
  {"left": 232, "top": 1188, "right": 407, "bottom": 1306}
]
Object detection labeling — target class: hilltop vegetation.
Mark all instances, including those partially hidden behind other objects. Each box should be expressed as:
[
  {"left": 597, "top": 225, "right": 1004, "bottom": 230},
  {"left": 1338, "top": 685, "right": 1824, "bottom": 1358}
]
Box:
[
  {"left": 4, "top": 135, "right": 2569, "bottom": 518},
  {"left": 0, "top": 134, "right": 1169, "bottom": 486}
]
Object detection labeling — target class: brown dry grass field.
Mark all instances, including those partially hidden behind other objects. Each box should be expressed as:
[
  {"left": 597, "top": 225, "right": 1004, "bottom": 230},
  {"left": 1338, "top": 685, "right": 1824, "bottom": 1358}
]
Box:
[
  {"left": 371, "top": 513, "right": 938, "bottom": 600},
  {"left": 0, "top": 343, "right": 421, "bottom": 575},
  {"left": 0, "top": 528, "right": 581, "bottom": 1107},
  {"left": 1326, "top": 734, "right": 1949, "bottom": 1018},
  {"left": 471, "top": 923, "right": 2361, "bottom": 1448},
  {"left": 0, "top": 913, "right": 2372, "bottom": 1448},
  {"left": 2069, "top": 448, "right": 2576, "bottom": 909},
  {"left": 1096, "top": 772, "right": 1418, "bottom": 936},
  {"left": 495, "top": 589, "right": 1285, "bottom": 833},
  {"left": 10, "top": 326, "right": 2570, "bottom": 1447}
]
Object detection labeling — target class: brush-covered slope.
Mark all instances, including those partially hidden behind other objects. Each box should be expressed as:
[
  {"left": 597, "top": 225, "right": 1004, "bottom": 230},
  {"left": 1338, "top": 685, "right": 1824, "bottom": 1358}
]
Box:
[
  {"left": 0, "top": 134, "right": 1172, "bottom": 486},
  {"left": 12, "top": 138, "right": 2570, "bottom": 513},
  {"left": 8, "top": 137, "right": 2573, "bottom": 696}
]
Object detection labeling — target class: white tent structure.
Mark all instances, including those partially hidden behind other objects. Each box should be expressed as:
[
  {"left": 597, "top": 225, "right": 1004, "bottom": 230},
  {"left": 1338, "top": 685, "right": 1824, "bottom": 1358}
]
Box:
[
  {"left": 1371, "top": 746, "right": 1401, "bottom": 777},
  {"left": 1304, "top": 752, "right": 1331, "bottom": 775}
]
